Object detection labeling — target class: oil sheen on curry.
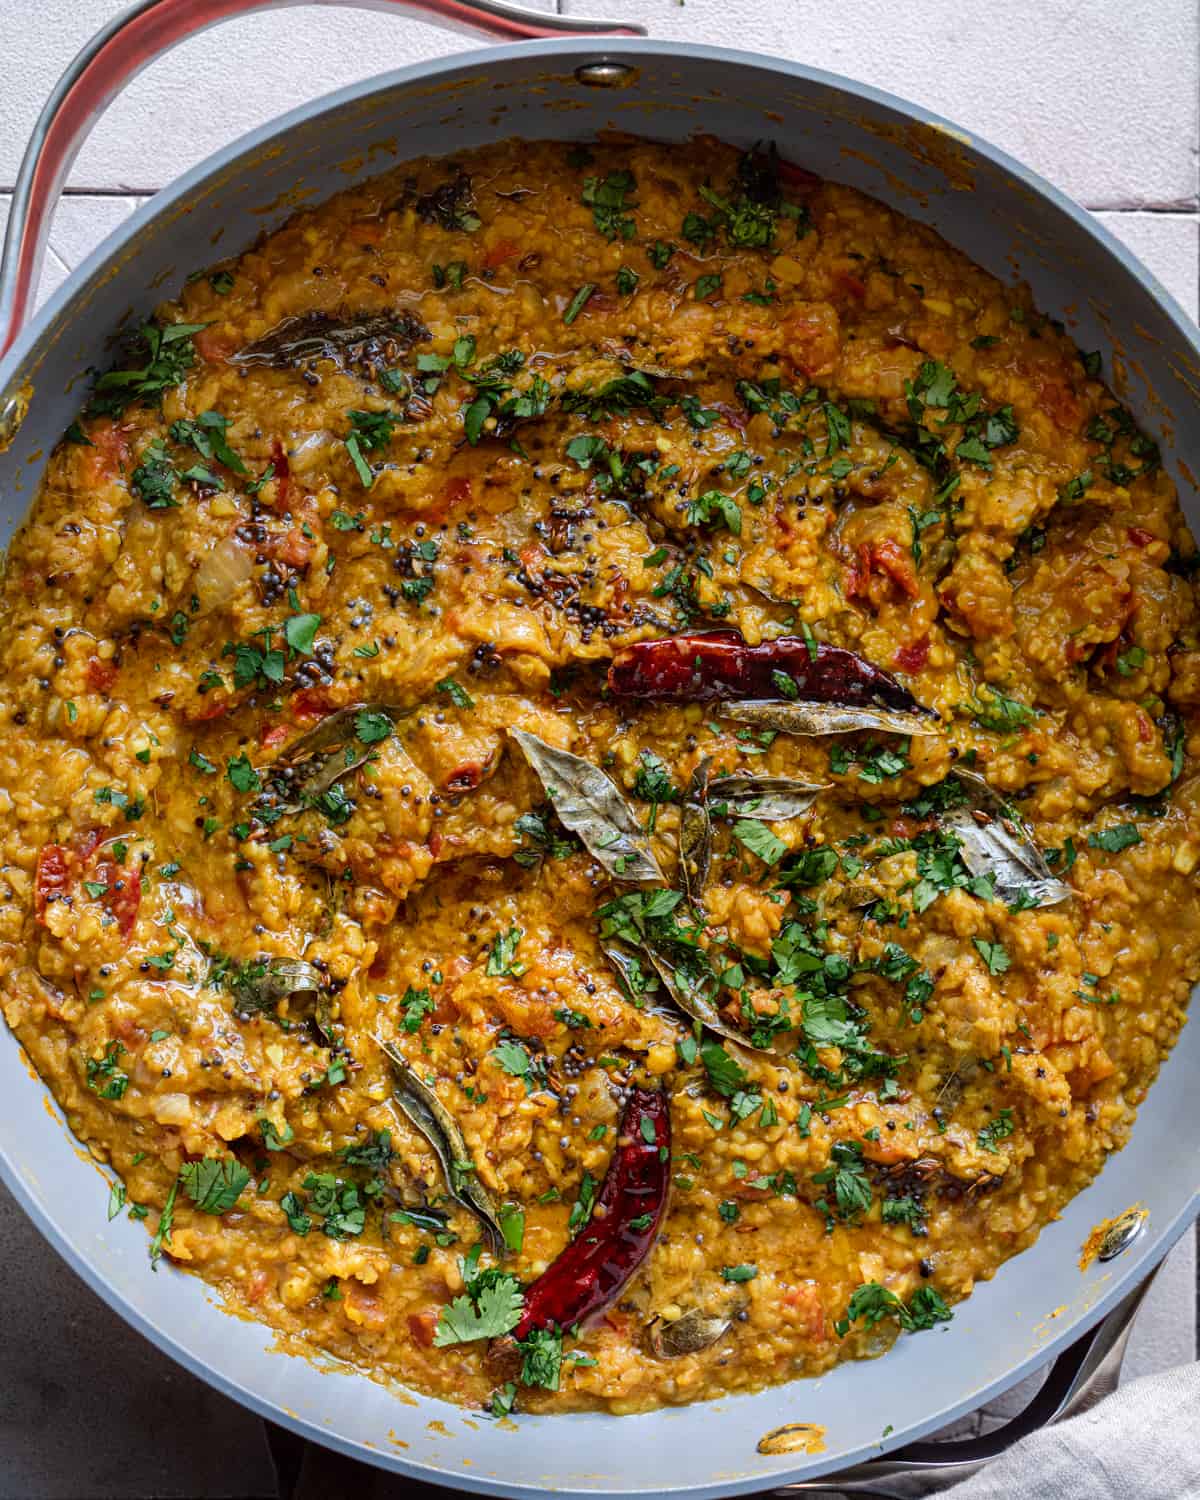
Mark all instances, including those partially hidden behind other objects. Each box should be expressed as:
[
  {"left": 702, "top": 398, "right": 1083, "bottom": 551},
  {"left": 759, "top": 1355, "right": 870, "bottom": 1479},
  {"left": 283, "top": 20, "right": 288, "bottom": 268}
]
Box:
[{"left": 1, "top": 138, "right": 1197, "bottom": 1416}]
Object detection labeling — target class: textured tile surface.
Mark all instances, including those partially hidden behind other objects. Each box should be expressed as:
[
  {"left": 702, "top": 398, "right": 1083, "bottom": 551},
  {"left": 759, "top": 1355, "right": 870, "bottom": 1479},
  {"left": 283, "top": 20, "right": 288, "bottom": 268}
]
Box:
[
  {"left": 0, "top": 0, "right": 554, "bottom": 191},
  {"left": 566, "top": 0, "right": 1200, "bottom": 208},
  {"left": 0, "top": 1, "right": 1197, "bottom": 1495},
  {"left": 1093, "top": 210, "right": 1200, "bottom": 319}
]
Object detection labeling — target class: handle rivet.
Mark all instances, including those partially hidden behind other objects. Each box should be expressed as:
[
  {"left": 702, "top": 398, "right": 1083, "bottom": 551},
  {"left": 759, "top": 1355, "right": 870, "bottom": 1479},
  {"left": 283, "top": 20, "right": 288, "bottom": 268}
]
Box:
[
  {"left": 1097, "top": 1208, "right": 1147, "bottom": 1262},
  {"left": 575, "top": 61, "right": 636, "bottom": 88},
  {"left": 0, "top": 388, "right": 28, "bottom": 453}
]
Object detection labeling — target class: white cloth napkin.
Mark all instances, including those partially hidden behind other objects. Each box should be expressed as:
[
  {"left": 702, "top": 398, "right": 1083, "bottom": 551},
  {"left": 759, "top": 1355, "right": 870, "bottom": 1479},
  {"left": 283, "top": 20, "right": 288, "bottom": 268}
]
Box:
[{"left": 944, "top": 1364, "right": 1200, "bottom": 1498}]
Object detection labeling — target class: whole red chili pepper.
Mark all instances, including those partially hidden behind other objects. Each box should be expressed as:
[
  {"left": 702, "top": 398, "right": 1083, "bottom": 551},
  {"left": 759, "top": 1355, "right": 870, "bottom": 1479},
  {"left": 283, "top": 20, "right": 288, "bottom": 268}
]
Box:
[
  {"left": 513, "top": 1087, "right": 670, "bottom": 1340},
  {"left": 607, "top": 629, "right": 927, "bottom": 714}
]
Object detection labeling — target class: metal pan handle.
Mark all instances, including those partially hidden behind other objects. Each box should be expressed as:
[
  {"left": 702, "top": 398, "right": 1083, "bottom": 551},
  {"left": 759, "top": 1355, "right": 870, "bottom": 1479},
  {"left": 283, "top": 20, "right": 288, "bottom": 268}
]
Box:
[{"left": 0, "top": 0, "right": 644, "bottom": 355}]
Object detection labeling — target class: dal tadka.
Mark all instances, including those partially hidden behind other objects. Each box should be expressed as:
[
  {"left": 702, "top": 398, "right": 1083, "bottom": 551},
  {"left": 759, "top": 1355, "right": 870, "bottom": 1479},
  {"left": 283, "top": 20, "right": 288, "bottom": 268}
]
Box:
[{"left": 1, "top": 137, "right": 1198, "bottom": 1416}]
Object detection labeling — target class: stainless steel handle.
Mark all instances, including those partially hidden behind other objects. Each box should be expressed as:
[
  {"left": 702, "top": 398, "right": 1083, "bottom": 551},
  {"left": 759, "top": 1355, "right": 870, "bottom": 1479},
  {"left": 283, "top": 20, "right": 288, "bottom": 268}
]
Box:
[
  {"left": 0, "top": 0, "right": 644, "bottom": 355},
  {"left": 775, "top": 1272, "right": 1156, "bottom": 1497}
]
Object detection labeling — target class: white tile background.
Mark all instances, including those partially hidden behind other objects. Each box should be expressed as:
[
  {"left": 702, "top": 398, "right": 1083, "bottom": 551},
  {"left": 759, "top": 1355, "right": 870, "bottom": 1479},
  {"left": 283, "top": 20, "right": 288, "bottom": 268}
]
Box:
[{"left": 0, "top": 1, "right": 1196, "bottom": 1493}]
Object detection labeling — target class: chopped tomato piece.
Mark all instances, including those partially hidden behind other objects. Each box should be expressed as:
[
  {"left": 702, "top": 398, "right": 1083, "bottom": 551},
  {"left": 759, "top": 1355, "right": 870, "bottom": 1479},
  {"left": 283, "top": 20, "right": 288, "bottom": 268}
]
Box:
[
  {"left": 429, "top": 473, "right": 473, "bottom": 523},
  {"left": 82, "top": 419, "right": 131, "bottom": 483},
  {"left": 431, "top": 991, "right": 460, "bottom": 1025},
  {"left": 349, "top": 218, "right": 384, "bottom": 245},
  {"left": 246, "top": 1269, "right": 272, "bottom": 1304},
  {"left": 893, "top": 635, "right": 930, "bottom": 673},
  {"left": 92, "top": 857, "right": 142, "bottom": 939},
  {"left": 444, "top": 761, "right": 487, "bottom": 794},
  {"left": 847, "top": 539, "right": 918, "bottom": 603},
  {"left": 274, "top": 527, "right": 312, "bottom": 570},
  {"left": 407, "top": 1311, "right": 438, "bottom": 1347},
  {"left": 833, "top": 268, "right": 867, "bottom": 301},
  {"left": 193, "top": 328, "right": 239, "bottom": 364},
  {"left": 483, "top": 238, "right": 522, "bottom": 269},
  {"left": 34, "top": 845, "right": 71, "bottom": 922},
  {"left": 1128, "top": 526, "right": 1156, "bottom": 548},
  {"left": 182, "top": 698, "right": 230, "bottom": 725},
  {"left": 34, "top": 840, "right": 141, "bottom": 940},
  {"left": 258, "top": 723, "right": 289, "bottom": 750},
  {"left": 291, "top": 687, "right": 339, "bottom": 722},
  {"left": 85, "top": 656, "right": 118, "bottom": 693},
  {"left": 72, "top": 828, "right": 103, "bottom": 861},
  {"left": 1035, "top": 371, "right": 1081, "bottom": 432}
]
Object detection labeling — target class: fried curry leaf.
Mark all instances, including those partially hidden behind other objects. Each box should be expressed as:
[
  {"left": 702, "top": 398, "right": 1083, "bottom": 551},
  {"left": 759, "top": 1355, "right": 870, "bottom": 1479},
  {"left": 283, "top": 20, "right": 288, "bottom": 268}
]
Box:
[
  {"left": 707, "top": 774, "right": 827, "bottom": 820},
  {"left": 598, "top": 890, "right": 764, "bottom": 1049},
  {"left": 510, "top": 728, "right": 664, "bottom": 883},
  {"left": 376, "top": 1036, "right": 505, "bottom": 1251},
  {"left": 943, "top": 769, "right": 1071, "bottom": 908},
  {"left": 679, "top": 757, "right": 713, "bottom": 903},
  {"left": 647, "top": 1307, "right": 733, "bottom": 1359},
  {"left": 261, "top": 702, "right": 406, "bottom": 816},
  {"left": 212, "top": 955, "right": 324, "bottom": 1017},
  {"left": 232, "top": 310, "right": 429, "bottom": 373},
  {"left": 721, "top": 700, "right": 938, "bottom": 738}
]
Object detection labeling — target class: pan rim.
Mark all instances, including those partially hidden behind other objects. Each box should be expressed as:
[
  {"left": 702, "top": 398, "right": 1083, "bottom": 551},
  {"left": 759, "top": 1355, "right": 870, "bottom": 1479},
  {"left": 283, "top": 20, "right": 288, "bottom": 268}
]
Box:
[{"left": 1, "top": 35, "right": 1198, "bottom": 1497}]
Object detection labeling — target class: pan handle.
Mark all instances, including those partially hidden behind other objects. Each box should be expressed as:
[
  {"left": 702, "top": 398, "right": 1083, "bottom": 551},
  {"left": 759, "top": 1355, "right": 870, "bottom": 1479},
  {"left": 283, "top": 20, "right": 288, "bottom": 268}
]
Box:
[
  {"left": 772, "top": 1270, "right": 1158, "bottom": 1496},
  {"left": 0, "top": 0, "right": 644, "bottom": 356}
]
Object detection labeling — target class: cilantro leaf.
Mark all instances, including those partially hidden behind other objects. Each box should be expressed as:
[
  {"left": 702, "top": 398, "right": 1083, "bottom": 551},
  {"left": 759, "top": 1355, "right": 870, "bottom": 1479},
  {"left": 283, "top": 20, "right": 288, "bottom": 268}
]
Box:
[
  {"left": 226, "top": 754, "right": 261, "bottom": 794},
  {"left": 732, "top": 819, "right": 788, "bottom": 865},
  {"left": 433, "top": 1273, "right": 524, "bottom": 1346},
  {"left": 354, "top": 709, "right": 392, "bottom": 744},
  {"left": 973, "top": 938, "right": 1011, "bottom": 976},
  {"left": 179, "top": 1156, "right": 250, "bottom": 1215},
  {"left": 516, "top": 1325, "right": 563, "bottom": 1389},
  {"left": 284, "top": 613, "right": 321, "bottom": 656},
  {"left": 1088, "top": 823, "right": 1142, "bottom": 854},
  {"left": 487, "top": 928, "right": 525, "bottom": 978},
  {"left": 700, "top": 1041, "right": 749, "bottom": 1099},
  {"left": 977, "top": 1107, "right": 1015, "bottom": 1153}
]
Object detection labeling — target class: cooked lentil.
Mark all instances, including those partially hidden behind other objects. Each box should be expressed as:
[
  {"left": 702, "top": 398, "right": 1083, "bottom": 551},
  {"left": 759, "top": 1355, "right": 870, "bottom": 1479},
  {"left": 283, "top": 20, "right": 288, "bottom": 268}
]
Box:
[{"left": 1, "top": 136, "right": 1197, "bottom": 1415}]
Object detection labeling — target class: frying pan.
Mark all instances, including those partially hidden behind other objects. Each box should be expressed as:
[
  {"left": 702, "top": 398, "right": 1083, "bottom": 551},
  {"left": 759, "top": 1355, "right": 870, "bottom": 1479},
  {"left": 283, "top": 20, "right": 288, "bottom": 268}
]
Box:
[{"left": 0, "top": 3, "right": 1197, "bottom": 1494}]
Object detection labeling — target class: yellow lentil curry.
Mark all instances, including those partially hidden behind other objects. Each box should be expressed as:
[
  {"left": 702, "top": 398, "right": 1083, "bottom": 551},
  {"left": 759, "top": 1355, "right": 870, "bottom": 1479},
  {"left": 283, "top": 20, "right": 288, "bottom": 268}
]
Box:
[{"left": 1, "top": 136, "right": 1198, "bottom": 1417}]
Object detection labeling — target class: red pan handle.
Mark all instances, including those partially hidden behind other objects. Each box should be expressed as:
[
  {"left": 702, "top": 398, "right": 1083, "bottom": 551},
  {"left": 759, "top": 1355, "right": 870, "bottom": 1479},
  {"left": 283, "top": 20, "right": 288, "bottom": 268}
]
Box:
[{"left": 0, "top": 0, "right": 644, "bottom": 356}]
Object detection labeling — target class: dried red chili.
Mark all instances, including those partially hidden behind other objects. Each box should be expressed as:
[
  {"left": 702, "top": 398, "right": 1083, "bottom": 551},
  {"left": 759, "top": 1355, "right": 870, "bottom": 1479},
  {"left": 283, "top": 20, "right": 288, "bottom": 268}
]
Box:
[
  {"left": 513, "top": 1087, "right": 669, "bottom": 1340},
  {"left": 607, "top": 629, "right": 926, "bottom": 715}
]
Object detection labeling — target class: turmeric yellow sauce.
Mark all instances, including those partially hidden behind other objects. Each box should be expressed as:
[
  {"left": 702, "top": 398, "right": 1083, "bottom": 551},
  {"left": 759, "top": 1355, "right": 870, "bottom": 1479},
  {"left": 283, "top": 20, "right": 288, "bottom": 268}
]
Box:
[{"left": 1, "top": 137, "right": 1197, "bottom": 1415}]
